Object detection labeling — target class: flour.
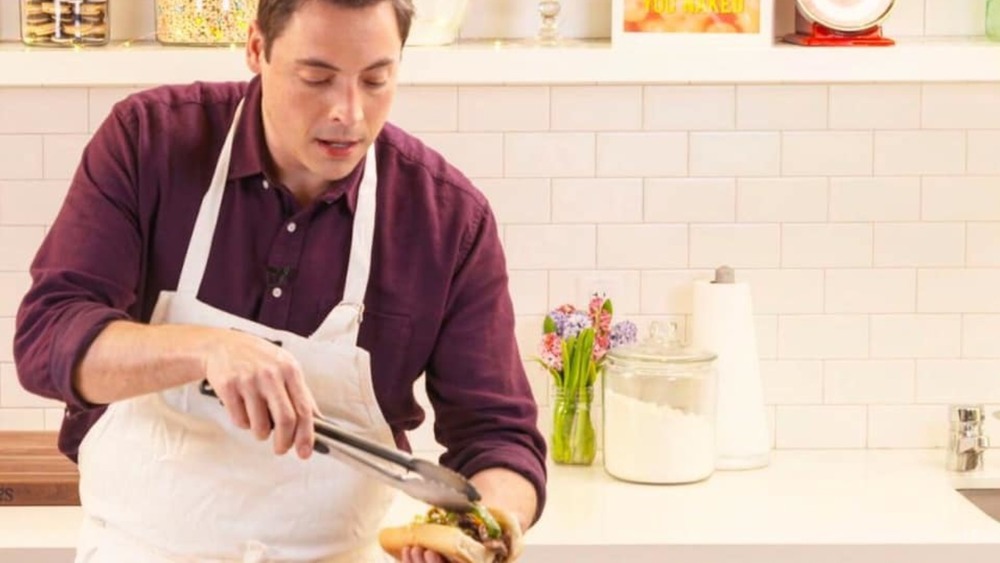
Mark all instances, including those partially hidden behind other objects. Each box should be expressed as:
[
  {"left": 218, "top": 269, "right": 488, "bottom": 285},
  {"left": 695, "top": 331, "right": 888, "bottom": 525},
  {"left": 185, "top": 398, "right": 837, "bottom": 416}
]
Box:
[{"left": 603, "top": 389, "right": 715, "bottom": 484}]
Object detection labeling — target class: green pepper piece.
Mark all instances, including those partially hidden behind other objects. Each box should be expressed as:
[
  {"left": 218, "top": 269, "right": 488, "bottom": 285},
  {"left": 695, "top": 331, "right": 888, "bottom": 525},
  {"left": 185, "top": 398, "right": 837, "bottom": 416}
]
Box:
[{"left": 470, "top": 503, "right": 502, "bottom": 539}]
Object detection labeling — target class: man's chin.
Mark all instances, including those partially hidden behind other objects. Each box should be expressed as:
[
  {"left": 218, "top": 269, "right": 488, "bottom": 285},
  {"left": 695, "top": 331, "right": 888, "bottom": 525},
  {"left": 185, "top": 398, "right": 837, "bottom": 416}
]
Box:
[
  {"left": 307, "top": 161, "right": 362, "bottom": 184},
  {"left": 311, "top": 163, "right": 357, "bottom": 182}
]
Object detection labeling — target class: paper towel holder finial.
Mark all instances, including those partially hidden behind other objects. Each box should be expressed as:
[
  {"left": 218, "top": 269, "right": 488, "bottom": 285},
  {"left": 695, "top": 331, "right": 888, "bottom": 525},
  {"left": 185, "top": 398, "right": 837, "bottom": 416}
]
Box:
[{"left": 713, "top": 265, "right": 735, "bottom": 284}]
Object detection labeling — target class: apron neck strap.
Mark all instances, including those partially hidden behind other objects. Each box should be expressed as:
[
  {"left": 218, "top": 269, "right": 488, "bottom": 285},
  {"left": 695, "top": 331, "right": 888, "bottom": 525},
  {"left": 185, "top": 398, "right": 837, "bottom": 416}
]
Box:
[
  {"left": 311, "top": 143, "right": 378, "bottom": 341},
  {"left": 176, "top": 99, "right": 245, "bottom": 295},
  {"left": 339, "top": 143, "right": 377, "bottom": 309}
]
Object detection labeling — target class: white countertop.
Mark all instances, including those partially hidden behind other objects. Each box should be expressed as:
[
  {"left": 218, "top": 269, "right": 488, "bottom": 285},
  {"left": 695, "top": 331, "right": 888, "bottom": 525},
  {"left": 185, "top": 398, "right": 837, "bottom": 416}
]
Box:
[
  {"left": 1, "top": 37, "right": 1000, "bottom": 87},
  {"left": 2, "top": 450, "right": 999, "bottom": 562},
  {"left": 529, "top": 449, "right": 1000, "bottom": 546}
]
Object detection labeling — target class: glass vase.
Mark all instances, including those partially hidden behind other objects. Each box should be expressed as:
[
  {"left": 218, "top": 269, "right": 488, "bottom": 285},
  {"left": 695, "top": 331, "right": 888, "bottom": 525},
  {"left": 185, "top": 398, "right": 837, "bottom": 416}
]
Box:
[
  {"left": 551, "top": 385, "right": 596, "bottom": 466},
  {"left": 537, "top": 0, "right": 561, "bottom": 45},
  {"left": 989, "top": 0, "right": 1000, "bottom": 41}
]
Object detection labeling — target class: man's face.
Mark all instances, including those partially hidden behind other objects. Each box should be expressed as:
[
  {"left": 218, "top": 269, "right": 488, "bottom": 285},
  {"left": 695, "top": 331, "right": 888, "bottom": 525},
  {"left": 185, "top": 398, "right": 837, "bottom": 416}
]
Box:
[{"left": 247, "top": 0, "right": 401, "bottom": 188}]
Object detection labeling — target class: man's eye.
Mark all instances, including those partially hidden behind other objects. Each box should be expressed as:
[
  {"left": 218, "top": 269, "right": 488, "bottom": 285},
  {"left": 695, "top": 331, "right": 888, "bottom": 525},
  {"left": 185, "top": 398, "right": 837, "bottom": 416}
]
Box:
[
  {"left": 364, "top": 79, "right": 387, "bottom": 88},
  {"left": 302, "top": 77, "right": 331, "bottom": 87}
]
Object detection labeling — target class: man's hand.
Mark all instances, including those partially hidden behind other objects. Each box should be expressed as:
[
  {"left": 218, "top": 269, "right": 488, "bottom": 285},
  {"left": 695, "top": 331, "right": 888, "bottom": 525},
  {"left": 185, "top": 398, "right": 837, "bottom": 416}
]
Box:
[
  {"left": 396, "top": 468, "right": 536, "bottom": 562},
  {"left": 73, "top": 321, "right": 319, "bottom": 460},
  {"left": 469, "top": 468, "right": 537, "bottom": 534},
  {"left": 202, "top": 329, "right": 319, "bottom": 459}
]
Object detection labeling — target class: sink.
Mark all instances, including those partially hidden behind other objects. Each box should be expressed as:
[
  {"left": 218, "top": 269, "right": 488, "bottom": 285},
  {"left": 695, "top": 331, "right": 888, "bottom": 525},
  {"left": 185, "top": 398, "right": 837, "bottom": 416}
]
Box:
[{"left": 958, "top": 489, "right": 1000, "bottom": 523}]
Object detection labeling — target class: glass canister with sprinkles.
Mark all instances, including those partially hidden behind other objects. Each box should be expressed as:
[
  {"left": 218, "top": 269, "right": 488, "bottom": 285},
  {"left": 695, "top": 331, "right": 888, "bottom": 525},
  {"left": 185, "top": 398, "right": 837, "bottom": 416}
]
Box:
[
  {"left": 156, "top": 0, "right": 259, "bottom": 46},
  {"left": 20, "top": 0, "right": 111, "bottom": 47}
]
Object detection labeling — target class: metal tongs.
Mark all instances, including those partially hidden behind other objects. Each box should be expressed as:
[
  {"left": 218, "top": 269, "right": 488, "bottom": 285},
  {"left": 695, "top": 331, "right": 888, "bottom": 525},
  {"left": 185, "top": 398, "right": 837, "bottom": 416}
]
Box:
[{"left": 199, "top": 380, "right": 481, "bottom": 512}]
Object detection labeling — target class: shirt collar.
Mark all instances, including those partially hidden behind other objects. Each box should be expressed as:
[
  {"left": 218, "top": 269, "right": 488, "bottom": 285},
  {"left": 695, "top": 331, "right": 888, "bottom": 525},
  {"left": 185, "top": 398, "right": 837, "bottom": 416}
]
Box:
[
  {"left": 227, "top": 75, "right": 266, "bottom": 182},
  {"left": 228, "top": 75, "right": 364, "bottom": 214}
]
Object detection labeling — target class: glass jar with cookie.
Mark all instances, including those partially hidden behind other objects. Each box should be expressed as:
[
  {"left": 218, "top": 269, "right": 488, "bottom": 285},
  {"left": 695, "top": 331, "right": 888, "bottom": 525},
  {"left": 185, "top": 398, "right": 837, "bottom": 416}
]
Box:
[
  {"left": 20, "top": 0, "right": 110, "bottom": 47},
  {"left": 155, "top": 0, "right": 259, "bottom": 46}
]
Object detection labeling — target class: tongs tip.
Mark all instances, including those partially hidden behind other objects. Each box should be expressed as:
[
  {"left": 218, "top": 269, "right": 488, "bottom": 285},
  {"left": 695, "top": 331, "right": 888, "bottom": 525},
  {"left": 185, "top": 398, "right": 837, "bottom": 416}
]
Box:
[{"left": 409, "top": 459, "right": 481, "bottom": 512}]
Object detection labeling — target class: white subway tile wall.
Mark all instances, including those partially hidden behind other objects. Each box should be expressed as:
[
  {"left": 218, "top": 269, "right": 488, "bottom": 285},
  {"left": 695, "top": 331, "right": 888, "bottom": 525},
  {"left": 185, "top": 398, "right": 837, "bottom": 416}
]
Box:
[
  {"left": 2, "top": 79, "right": 1000, "bottom": 458},
  {"left": 924, "top": 0, "right": 990, "bottom": 36},
  {"left": 968, "top": 131, "right": 1000, "bottom": 174},
  {"left": 879, "top": 0, "right": 927, "bottom": 37}
]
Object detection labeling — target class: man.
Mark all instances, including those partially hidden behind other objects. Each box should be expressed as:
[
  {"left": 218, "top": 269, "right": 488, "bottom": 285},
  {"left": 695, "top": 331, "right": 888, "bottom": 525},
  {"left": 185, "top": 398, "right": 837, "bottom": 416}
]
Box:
[{"left": 13, "top": 0, "right": 546, "bottom": 561}]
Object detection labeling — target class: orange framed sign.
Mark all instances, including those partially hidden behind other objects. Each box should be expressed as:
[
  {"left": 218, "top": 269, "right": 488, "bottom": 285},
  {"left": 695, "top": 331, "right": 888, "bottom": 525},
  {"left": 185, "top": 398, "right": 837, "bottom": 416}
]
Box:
[{"left": 613, "top": 0, "right": 775, "bottom": 47}]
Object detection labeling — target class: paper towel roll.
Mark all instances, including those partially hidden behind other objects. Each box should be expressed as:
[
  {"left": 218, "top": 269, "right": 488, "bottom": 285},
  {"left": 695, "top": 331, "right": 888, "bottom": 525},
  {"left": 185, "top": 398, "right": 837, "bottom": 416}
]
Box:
[{"left": 691, "top": 272, "right": 771, "bottom": 470}]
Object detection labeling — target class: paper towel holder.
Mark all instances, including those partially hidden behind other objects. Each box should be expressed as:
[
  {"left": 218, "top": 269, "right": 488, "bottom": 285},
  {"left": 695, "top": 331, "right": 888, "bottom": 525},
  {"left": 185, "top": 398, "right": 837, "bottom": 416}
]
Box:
[
  {"left": 693, "top": 264, "right": 772, "bottom": 471},
  {"left": 712, "top": 265, "right": 735, "bottom": 284}
]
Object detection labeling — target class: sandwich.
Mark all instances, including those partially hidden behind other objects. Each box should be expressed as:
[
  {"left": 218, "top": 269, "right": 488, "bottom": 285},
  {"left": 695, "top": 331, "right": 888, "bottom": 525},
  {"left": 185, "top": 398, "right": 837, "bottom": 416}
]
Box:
[{"left": 379, "top": 504, "right": 523, "bottom": 563}]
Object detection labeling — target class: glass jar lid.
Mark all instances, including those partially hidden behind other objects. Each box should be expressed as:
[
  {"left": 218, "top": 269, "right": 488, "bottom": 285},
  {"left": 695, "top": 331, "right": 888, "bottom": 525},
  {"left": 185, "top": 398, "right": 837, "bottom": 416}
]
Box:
[{"left": 606, "top": 322, "right": 716, "bottom": 371}]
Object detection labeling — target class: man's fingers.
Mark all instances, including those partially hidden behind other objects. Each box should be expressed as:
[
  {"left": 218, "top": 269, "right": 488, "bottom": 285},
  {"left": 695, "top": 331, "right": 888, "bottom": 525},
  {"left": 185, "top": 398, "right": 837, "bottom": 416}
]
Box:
[
  {"left": 423, "top": 548, "right": 447, "bottom": 563},
  {"left": 403, "top": 547, "right": 448, "bottom": 563},
  {"left": 203, "top": 333, "right": 315, "bottom": 456},
  {"left": 283, "top": 376, "right": 316, "bottom": 459},
  {"left": 243, "top": 393, "right": 272, "bottom": 440},
  {"left": 263, "top": 385, "right": 297, "bottom": 456},
  {"left": 216, "top": 385, "right": 250, "bottom": 430}
]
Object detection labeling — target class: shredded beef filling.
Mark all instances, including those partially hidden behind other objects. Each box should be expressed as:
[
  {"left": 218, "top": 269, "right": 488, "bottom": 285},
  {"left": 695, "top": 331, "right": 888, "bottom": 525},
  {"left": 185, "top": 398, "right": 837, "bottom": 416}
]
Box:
[{"left": 457, "top": 513, "right": 510, "bottom": 562}]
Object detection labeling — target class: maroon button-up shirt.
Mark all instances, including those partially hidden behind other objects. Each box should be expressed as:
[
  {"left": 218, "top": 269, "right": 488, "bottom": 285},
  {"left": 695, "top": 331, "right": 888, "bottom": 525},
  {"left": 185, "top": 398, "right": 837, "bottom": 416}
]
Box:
[{"left": 14, "top": 76, "right": 547, "bottom": 518}]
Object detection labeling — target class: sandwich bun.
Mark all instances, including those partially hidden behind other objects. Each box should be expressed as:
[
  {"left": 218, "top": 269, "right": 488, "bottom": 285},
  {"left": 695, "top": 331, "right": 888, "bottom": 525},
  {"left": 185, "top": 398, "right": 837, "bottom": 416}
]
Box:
[{"left": 379, "top": 506, "right": 523, "bottom": 563}]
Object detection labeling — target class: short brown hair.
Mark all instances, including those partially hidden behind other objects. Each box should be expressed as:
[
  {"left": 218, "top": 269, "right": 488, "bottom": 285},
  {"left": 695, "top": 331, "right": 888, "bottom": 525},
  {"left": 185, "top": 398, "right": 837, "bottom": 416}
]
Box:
[{"left": 257, "top": 0, "right": 415, "bottom": 59}]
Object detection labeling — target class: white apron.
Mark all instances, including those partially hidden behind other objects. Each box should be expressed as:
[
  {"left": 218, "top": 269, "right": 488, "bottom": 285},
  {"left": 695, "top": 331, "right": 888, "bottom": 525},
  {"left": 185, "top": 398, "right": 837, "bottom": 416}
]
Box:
[{"left": 75, "top": 99, "right": 397, "bottom": 563}]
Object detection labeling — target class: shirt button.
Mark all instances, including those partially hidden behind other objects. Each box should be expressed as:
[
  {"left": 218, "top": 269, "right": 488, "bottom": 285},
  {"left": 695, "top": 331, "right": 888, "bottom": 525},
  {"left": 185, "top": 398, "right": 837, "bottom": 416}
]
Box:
[
  {"left": 271, "top": 287, "right": 283, "bottom": 299},
  {"left": 262, "top": 179, "right": 270, "bottom": 190},
  {"left": 286, "top": 222, "right": 297, "bottom": 233}
]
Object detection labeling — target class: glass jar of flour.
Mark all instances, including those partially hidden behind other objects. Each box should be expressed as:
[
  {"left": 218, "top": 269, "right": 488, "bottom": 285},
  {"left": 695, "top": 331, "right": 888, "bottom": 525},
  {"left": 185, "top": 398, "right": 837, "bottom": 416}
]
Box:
[{"left": 602, "top": 322, "right": 717, "bottom": 484}]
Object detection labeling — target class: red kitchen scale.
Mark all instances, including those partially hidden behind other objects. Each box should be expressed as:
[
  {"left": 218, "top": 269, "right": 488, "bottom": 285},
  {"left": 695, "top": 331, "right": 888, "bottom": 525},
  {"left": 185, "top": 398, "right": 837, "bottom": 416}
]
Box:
[
  {"left": 783, "top": 0, "right": 896, "bottom": 47},
  {"left": 784, "top": 21, "right": 894, "bottom": 46}
]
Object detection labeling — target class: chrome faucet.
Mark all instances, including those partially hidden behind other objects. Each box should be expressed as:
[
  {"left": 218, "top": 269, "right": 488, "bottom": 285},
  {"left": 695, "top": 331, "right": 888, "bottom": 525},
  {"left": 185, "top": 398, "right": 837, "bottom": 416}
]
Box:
[{"left": 947, "top": 405, "right": 990, "bottom": 472}]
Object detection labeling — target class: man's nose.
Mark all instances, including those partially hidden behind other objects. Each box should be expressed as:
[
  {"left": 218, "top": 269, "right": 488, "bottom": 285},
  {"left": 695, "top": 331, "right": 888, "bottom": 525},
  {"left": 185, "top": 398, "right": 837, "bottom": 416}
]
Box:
[{"left": 328, "top": 84, "right": 362, "bottom": 127}]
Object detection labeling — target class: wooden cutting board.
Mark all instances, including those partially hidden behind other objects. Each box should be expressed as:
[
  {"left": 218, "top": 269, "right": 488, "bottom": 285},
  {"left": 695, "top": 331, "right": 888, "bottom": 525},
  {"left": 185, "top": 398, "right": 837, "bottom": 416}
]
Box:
[{"left": 0, "top": 431, "right": 80, "bottom": 506}]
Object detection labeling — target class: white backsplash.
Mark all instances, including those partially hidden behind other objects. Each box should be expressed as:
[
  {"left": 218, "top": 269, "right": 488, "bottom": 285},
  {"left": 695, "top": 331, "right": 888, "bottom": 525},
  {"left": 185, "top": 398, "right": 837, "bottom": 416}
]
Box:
[
  {"left": 1, "top": 0, "right": 999, "bottom": 455},
  {"left": 2, "top": 80, "right": 1000, "bottom": 454}
]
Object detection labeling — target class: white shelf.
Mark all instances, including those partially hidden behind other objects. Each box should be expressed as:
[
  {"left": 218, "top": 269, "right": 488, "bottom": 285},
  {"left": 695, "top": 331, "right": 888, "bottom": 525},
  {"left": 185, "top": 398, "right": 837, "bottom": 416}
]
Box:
[{"left": 1, "top": 37, "right": 999, "bottom": 87}]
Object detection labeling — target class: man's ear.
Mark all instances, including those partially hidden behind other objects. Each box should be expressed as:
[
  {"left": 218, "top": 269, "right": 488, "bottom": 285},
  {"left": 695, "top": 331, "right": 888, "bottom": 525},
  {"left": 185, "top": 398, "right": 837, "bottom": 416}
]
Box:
[{"left": 246, "top": 21, "right": 265, "bottom": 75}]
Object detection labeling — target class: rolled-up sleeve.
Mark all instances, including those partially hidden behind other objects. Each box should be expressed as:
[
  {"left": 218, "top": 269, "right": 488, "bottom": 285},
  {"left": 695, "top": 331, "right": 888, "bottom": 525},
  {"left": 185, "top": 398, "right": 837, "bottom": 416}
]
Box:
[
  {"left": 426, "top": 202, "right": 548, "bottom": 523},
  {"left": 14, "top": 107, "right": 142, "bottom": 412}
]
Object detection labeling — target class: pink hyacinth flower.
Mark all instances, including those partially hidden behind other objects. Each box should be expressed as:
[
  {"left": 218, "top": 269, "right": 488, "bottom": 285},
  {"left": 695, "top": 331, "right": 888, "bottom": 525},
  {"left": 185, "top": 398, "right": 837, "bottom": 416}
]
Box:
[
  {"left": 593, "top": 333, "right": 611, "bottom": 362},
  {"left": 588, "top": 293, "right": 605, "bottom": 318},
  {"left": 555, "top": 303, "right": 576, "bottom": 315},
  {"left": 540, "top": 332, "right": 563, "bottom": 371},
  {"left": 596, "top": 310, "right": 612, "bottom": 335}
]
